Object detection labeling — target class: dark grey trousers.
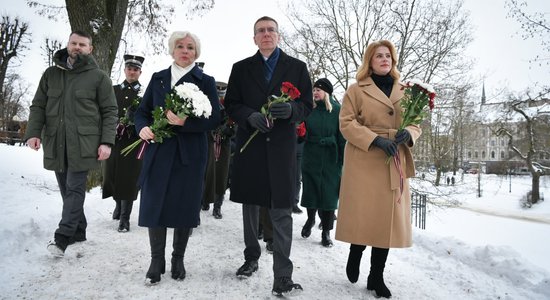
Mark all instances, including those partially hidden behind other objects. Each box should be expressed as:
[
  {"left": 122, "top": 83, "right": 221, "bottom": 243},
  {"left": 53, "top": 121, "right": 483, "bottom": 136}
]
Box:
[
  {"left": 54, "top": 170, "right": 88, "bottom": 238},
  {"left": 242, "top": 204, "right": 294, "bottom": 278}
]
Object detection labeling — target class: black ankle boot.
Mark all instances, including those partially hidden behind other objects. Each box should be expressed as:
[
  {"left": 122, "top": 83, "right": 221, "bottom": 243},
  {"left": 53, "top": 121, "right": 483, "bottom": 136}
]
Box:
[
  {"left": 118, "top": 200, "right": 133, "bottom": 232},
  {"left": 321, "top": 230, "right": 333, "bottom": 247},
  {"left": 346, "top": 244, "right": 366, "bottom": 283},
  {"left": 112, "top": 200, "right": 121, "bottom": 220},
  {"left": 301, "top": 218, "right": 315, "bottom": 238},
  {"left": 367, "top": 247, "right": 391, "bottom": 298}
]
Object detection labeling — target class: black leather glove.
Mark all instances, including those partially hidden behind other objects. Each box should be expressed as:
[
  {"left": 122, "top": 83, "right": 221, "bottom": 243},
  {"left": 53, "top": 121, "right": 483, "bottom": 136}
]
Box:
[
  {"left": 269, "top": 102, "right": 292, "bottom": 119},
  {"left": 372, "top": 136, "right": 397, "bottom": 156},
  {"left": 247, "top": 112, "right": 272, "bottom": 133},
  {"left": 394, "top": 129, "right": 411, "bottom": 145}
]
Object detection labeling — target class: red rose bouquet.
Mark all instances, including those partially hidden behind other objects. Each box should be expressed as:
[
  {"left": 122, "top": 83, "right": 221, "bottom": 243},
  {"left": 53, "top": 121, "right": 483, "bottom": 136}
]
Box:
[
  {"left": 240, "top": 81, "right": 300, "bottom": 153},
  {"left": 390, "top": 78, "right": 436, "bottom": 202}
]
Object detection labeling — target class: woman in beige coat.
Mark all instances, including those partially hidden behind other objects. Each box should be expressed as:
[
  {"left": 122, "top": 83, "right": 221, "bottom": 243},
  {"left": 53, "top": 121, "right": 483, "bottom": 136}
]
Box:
[{"left": 335, "top": 40, "right": 421, "bottom": 298}]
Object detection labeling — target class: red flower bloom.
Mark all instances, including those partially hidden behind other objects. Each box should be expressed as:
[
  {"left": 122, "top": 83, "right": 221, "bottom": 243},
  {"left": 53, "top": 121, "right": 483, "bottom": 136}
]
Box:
[
  {"left": 281, "top": 81, "right": 301, "bottom": 100},
  {"left": 240, "top": 81, "right": 301, "bottom": 153}
]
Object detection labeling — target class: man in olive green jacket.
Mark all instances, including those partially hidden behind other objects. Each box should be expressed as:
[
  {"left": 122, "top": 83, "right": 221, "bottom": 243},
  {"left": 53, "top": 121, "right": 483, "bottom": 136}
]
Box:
[{"left": 25, "top": 30, "right": 118, "bottom": 257}]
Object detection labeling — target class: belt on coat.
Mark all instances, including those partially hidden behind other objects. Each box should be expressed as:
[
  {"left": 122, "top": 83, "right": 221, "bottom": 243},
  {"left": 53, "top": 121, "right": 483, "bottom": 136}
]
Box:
[
  {"left": 370, "top": 127, "right": 400, "bottom": 191},
  {"left": 306, "top": 135, "right": 338, "bottom": 163}
]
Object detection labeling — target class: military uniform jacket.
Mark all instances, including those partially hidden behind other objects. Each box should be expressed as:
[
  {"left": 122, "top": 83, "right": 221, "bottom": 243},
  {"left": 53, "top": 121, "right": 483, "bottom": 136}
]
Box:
[
  {"left": 102, "top": 80, "right": 143, "bottom": 200},
  {"left": 24, "top": 48, "right": 118, "bottom": 172}
]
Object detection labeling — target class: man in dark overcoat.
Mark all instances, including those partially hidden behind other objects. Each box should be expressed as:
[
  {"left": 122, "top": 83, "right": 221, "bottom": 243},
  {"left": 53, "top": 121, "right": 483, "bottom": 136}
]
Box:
[
  {"left": 224, "top": 16, "right": 313, "bottom": 296},
  {"left": 102, "top": 54, "right": 145, "bottom": 232}
]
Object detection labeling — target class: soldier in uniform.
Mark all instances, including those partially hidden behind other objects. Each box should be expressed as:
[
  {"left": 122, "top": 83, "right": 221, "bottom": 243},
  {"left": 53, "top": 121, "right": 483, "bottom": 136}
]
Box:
[
  {"left": 102, "top": 54, "right": 145, "bottom": 232},
  {"left": 201, "top": 81, "right": 235, "bottom": 219}
]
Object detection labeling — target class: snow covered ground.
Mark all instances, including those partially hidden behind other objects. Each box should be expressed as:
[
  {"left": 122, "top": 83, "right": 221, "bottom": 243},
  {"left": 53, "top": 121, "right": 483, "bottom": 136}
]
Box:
[{"left": 1, "top": 143, "right": 549, "bottom": 299}]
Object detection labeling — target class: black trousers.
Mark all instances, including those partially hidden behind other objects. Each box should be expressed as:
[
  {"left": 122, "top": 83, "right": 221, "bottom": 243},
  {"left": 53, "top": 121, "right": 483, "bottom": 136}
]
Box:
[{"left": 54, "top": 170, "right": 88, "bottom": 239}]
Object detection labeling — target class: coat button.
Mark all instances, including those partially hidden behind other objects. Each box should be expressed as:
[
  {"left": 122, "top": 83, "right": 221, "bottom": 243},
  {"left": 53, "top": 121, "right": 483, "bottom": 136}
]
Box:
[
  {"left": 388, "top": 111, "right": 394, "bottom": 116},
  {"left": 266, "top": 137, "right": 270, "bottom": 142}
]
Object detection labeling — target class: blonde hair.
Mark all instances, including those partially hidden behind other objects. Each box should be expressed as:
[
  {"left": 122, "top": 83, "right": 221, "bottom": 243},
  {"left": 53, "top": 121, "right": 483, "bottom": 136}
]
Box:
[
  {"left": 168, "top": 31, "right": 201, "bottom": 59},
  {"left": 313, "top": 91, "right": 333, "bottom": 112},
  {"left": 356, "top": 40, "right": 400, "bottom": 81}
]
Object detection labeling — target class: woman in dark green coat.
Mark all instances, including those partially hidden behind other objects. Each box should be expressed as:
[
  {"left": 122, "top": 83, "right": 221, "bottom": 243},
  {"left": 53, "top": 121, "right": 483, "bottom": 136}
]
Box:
[{"left": 300, "top": 78, "right": 346, "bottom": 247}]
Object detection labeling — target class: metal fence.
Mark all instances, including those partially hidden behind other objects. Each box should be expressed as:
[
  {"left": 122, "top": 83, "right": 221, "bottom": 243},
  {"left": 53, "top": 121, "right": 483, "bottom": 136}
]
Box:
[{"left": 411, "top": 192, "right": 427, "bottom": 229}]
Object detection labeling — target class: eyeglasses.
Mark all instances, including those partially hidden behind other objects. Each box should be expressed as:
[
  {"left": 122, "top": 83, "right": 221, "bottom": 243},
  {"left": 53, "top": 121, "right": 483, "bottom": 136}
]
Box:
[{"left": 255, "top": 27, "right": 278, "bottom": 35}]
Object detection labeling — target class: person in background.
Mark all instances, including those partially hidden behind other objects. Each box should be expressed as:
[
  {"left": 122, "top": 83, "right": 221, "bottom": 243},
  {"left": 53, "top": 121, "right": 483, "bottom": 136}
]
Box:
[
  {"left": 25, "top": 30, "right": 118, "bottom": 257},
  {"left": 293, "top": 122, "right": 305, "bottom": 214},
  {"left": 102, "top": 54, "right": 145, "bottom": 232},
  {"left": 134, "top": 31, "right": 220, "bottom": 285},
  {"left": 201, "top": 81, "right": 235, "bottom": 219},
  {"left": 336, "top": 40, "right": 421, "bottom": 298},
  {"left": 300, "top": 78, "right": 345, "bottom": 247},
  {"left": 224, "top": 16, "right": 313, "bottom": 296}
]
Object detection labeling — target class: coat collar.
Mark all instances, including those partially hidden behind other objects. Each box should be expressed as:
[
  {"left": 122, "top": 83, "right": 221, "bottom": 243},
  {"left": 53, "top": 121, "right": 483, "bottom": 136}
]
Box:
[
  {"left": 248, "top": 49, "right": 291, "bottom": 95},
  {"left": 152, "top": 64, "right": 204, "bottom": 93},
  {"left": 120, "top": 80, "right": 141, "bottom": 91},
  {"left": 358, "top": 76, "right": 403, "bottom": 109}
]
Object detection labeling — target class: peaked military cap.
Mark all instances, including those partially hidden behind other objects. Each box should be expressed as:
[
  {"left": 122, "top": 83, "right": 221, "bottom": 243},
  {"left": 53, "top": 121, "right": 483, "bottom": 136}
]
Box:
[{"left": 124, "top": 54, "right": 144, "bottom": 69}]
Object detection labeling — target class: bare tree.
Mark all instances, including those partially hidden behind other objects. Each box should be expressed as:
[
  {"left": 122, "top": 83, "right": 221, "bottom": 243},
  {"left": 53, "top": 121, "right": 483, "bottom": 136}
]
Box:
[
  {"left": 506, "top": 0, "right": 550, "bottom": 65},
  {"left": 1, "top": 73, "right": 31, "bottom": 131},
  {"left": 390, "top": 0, "right": 474, "bottom": 84},
  {"left": 41, "top": 38, "right": 63, "bottom": 67},
  {"left": 282, "top": 0, "right": 390, "bottom": 90},
  {"left": 0, "top": 15, "right": 30, "bottom": 131},
  {"left": 27, "top": 0, "right": 215, "bottom": 73},
  {"left": 494, "top": 89, "right": 550, "bottom": 205},
  {"left": 281, "top": 0, "right": 473, "bottom": 93}
]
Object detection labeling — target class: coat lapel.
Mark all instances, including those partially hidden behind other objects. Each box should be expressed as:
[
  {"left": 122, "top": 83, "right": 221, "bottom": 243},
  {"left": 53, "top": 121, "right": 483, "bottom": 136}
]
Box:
[
  {"left": 268, "top": 51, "right": 290, "bottom": 94},
  {"left": 360, "top": 77, "right": 394, "bottom": 110},
  {"left": 249, "top": 52, "right": 268, "bottom": 94}
]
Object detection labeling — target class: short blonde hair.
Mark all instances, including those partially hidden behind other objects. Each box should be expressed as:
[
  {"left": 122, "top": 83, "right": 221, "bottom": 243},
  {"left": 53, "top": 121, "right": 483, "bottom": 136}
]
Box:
[
  {"left": 356, "top": 40, "right": 400, "bottom": 81},
  {"left": 168, "top": 31, "right": 201, "bottom": 59}
]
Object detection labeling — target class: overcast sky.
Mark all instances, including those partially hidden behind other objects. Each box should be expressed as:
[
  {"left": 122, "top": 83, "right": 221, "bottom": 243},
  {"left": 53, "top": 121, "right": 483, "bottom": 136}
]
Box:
[{"left": 3, "top": 0, "right": 549, "bottom": 106}]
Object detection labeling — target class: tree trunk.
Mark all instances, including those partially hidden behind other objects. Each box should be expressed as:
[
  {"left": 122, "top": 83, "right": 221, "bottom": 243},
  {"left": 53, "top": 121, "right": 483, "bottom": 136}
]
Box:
[
  {"left": 531, "top": 174, "right": 540, "bottom": 204},
  {"left": 65, "top": 0, "right": 129, "bottom": 73}
]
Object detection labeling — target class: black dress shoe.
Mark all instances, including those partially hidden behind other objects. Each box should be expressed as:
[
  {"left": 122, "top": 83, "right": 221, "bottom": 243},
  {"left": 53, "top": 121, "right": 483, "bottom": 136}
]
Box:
[
  {"left": 236, "top": 260, "right": 258, "bottom": 277},
  {"left": 201, "top": 203, "right": 210, "bottom": 211},
  {"left": 118, "top": 220, "right": 130, "bottom": 232},
  {"left": 272, "top": 277, "right": 303, "bottom": 296}
]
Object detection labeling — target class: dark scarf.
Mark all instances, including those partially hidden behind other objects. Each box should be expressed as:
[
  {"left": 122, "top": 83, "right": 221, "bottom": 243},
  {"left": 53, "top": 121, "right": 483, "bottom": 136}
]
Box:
[
  {"left": 264, "top": 47, "right": 280, "bottom": 82},
  {"left": 371, "top": 73, "right": 394, "bottom": 98}
]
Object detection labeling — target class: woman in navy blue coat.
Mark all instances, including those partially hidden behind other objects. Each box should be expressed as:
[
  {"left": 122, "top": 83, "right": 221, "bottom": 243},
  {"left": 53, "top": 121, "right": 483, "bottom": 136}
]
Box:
[{"left": 134, "top": 31, "right": 220, "bottom": 285}]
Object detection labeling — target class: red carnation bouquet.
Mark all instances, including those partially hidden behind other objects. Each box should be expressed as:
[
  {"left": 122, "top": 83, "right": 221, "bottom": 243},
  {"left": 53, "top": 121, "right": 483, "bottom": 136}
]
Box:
[{"left": 240, "top": 81, "right": 301, "bottom": 153}]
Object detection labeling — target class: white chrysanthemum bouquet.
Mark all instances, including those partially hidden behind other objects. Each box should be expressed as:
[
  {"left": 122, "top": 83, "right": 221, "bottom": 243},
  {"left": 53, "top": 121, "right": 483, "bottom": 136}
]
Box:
[{"left": 121, "top": 82, "right": 212, "bottom": 157}]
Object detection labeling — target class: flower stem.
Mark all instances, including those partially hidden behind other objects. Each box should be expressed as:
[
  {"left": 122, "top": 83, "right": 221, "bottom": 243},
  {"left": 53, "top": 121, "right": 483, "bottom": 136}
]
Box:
[
  {"left": 240, "top": 129, "right": 259, "bottom": 153},
  {"left": 121, "top": 139, "right": 143, "bottom": 157}
]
